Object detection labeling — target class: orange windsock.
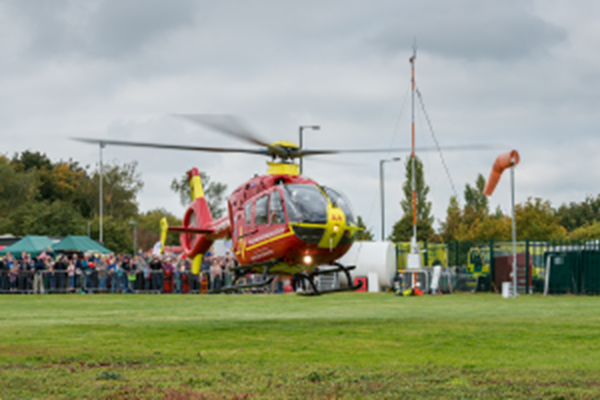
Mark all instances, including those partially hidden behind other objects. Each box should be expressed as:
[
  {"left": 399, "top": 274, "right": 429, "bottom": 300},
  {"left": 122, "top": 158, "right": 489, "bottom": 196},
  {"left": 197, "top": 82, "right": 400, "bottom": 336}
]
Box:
[{"left": 483, "top": 150, "right": 520, "bottom": 196}]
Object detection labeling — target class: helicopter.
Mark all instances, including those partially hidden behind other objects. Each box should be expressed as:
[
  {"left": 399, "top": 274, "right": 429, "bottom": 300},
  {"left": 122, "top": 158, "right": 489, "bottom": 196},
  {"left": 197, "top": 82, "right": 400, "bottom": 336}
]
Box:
[{"left": 77, "top": 114, "right": 499, "bottom": 295}]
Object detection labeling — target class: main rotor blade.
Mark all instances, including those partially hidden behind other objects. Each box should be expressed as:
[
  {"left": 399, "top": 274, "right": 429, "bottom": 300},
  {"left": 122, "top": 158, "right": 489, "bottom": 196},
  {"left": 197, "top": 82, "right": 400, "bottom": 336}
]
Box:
[
  {"left": 72, "top": 138, "right": 267, "bottom": 155},
  {"left": 174, "top": 114, "right": 268, "bottom": 147},
  {"left": 174, "top": 114, "right": 287, "bottom": 158},
  {"left": 299, "top": 144, "right": 505, "bottom": 157}
]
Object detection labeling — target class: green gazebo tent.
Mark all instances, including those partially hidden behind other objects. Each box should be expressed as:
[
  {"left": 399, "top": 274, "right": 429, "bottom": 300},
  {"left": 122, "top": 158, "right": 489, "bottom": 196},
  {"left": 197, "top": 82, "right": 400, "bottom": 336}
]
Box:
[
  {"left": 0, "top": 235, "right": 55, "bottom": 257},
  {"left": 51, "top": 235, "right": 112, "bottom": 254}
]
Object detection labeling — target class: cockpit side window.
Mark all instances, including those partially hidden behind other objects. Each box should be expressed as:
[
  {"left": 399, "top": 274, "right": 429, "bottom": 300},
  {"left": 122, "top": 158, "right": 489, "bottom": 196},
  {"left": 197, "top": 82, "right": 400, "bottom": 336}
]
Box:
[
  {"left": 255, "top": 195, "right": 269, "bottom": 225},
  {"left": 245, "top": 202, "right": 252, "bottom": 225},
  {"left": 269, "top": 190, "right": 285, "bottom": 224},
  {"left": 323, "top": 186, "right": 356, "bottom": 225}
]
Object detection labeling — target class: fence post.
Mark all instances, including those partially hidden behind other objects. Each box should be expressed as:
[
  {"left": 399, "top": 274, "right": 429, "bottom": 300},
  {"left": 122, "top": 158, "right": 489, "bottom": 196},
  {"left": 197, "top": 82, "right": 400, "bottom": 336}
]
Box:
[
  {"left": 454, "top": 241, "right": 458, "bottom": 267},
  {"left": 489, "top": 239, "right": 495, "bottom": 292},
  {"left": 525, "top": 238, "right": 530, "bottom": 294}
]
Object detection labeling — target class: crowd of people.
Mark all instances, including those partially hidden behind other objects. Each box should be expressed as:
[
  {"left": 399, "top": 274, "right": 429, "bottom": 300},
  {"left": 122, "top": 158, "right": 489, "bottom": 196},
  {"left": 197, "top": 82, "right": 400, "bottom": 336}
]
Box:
[{"left": 0, "top": 248, "right": 254, "bottom": 294}]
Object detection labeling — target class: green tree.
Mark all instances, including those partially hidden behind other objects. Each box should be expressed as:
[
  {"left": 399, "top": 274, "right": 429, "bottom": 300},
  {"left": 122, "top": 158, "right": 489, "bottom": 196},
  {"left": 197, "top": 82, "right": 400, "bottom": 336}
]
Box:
[
  {"left": 136, "top": 208, "right": 183, "bottom": 251},
  {"left": 439, "top": 195, "right": 461, "bottom": 242},
  {"left": 566, "top": 220, "right": 600, "bottom": 240},
  {"left": 0, "top": 156, "right": 38, "bottom": 223},
  {"left": 556, "top": 195, "right": 600, "bottom": 232},
  {"left": 390, "top": 156, "right": 434, "bottom": 242},
  {"left": 86, "top": 161, "right": 144, "bottom": 221},
  {"left": 354, "top": 215, "right": 374, "bottom": 241},
  {"left": 464, "top": 173, "right": 489, "bottom": 215},
  {"left": 170, "top": 171, "right": 228, "bottom": 218},
  {"left": 88, "top": 216, "right": 132, "bottom": 254},
  {"left": 516, "top": 197, "right": 566, "bottom": 240},
  {"left": 8, "top": 200, "right": 86, "bottom": 237},
  {"left": 11, "top": 150, "right": 53, "bottom": 172}
]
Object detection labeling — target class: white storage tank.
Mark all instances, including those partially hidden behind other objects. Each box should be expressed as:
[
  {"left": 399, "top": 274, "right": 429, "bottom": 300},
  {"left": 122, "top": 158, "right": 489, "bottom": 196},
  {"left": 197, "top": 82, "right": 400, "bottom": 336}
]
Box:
[{"left": 338, "top": 241, "right": 397, "bottom": 290}]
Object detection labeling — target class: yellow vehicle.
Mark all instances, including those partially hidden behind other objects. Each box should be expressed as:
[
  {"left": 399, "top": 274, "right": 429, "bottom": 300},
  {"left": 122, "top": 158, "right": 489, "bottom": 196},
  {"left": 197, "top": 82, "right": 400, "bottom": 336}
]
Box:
[
  {"left": 466, "top": 242, "right": 530, "bottom": 276},
  {"left": 396, "top": 242, "right": 448, "bottom": 271}
]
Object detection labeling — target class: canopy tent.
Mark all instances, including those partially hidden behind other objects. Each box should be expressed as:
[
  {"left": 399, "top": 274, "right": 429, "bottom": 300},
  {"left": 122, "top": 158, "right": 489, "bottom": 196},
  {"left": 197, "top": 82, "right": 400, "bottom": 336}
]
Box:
[
  {"left": 0, "top": 235, "right": 55, "bottom": 257},
  {"left": 51, "top": 235, "right": 112, "bottom": 254}
]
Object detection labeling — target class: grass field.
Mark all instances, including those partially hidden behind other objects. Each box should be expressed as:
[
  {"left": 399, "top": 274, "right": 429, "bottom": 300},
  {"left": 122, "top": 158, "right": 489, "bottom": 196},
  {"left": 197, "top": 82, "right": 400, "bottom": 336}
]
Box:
[{"left": 1, "top": 293, "right": 600, "bottom": 399}]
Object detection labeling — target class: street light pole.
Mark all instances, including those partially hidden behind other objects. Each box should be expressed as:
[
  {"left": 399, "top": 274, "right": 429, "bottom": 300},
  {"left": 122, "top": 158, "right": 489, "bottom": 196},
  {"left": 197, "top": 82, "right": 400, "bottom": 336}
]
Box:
[
  {"left": 99, "top": 141, "right": 105, "bottom": 244},
  {"left": 129, "top": 221, "right": 137, "bottom": 256},
  {"left": 298, "top": 125, "right": 320, "bottom": 175},
  {"left": 379, "top": 157, "right": 401, "bottom": 241}
]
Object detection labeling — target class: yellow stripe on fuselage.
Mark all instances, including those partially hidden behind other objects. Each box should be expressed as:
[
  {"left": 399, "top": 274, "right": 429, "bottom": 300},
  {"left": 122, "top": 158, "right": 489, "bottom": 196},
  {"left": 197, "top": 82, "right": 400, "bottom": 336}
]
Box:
[{"left": 245, "top": 230, "right": 295, "bottom": 252}]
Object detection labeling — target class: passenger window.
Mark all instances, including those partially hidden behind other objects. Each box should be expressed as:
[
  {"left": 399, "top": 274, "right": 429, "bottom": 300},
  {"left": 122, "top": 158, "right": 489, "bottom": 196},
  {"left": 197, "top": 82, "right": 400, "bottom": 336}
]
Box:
[
  {"left": 245, "top": 202, "right": 252, "bottom": 225},
  {"left": 255, "top": 195, "right": 269, "bottom": 225},
  {"left": 269, "top": 191, "right": 285, "bottom": 224}
]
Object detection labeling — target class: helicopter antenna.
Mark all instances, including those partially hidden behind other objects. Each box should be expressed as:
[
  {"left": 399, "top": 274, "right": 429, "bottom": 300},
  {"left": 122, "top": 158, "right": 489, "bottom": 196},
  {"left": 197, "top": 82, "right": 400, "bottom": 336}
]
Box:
[{"left": 410, "top": 40, "right": 418, "bottom": 255}]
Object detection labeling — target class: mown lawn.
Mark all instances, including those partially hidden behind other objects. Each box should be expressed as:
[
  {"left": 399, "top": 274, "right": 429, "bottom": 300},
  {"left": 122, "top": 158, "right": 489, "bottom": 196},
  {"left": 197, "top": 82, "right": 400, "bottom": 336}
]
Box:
[{"left": 1, "top": 293, "right": 599, "bottom": 399}]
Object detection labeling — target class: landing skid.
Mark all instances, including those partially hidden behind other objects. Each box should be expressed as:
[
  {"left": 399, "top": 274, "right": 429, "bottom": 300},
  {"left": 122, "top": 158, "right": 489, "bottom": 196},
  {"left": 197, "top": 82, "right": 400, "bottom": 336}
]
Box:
[
  {"left": 295, "top": 262, "right": 362, "bottom": 296},
  {"left": 208, "top": 260, "right": 277, "bottom": 294}
]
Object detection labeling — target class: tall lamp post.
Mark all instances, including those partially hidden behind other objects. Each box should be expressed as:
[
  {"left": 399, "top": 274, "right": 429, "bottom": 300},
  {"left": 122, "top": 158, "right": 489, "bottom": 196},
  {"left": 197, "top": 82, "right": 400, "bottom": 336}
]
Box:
[
  {"left": 129, "top": 221, "right": 137, "bottom": 256},
  {"left": 99, "top": 141, "right": 105, "bottom": 244},
  {"left": 298, "top": 125, "right": 320, "bottom": 175},
  {"left": 380, "top": 157, "right": 401, "bottom": 241}
]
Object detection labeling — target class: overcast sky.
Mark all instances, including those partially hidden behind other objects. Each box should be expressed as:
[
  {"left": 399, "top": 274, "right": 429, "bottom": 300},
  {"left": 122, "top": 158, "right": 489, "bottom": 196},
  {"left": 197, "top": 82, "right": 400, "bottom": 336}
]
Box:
[{"left": 1, "top": 0, "right": 599, "bottom": 239}]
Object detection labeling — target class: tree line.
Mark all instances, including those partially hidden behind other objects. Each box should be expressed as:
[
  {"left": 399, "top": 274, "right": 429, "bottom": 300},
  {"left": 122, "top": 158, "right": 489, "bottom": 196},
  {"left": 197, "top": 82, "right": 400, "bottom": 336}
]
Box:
[
  {"left": 385, "top": 156, "right": 600, "bottom": 243},
  {"left": 0, "top": 151, "right": 186, "bottom": 253},
  {"left": 2, "top": 150, "right": 597, "bottom": 250}
]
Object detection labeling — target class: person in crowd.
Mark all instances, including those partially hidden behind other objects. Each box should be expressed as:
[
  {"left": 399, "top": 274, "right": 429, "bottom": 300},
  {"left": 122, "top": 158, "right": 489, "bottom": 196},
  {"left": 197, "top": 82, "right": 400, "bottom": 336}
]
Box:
[
  {"left": 19, "top": 252, "right": 33, "bottom": 292},
  {"left": 201, "top": 253, "right": 212, "bottom": 292},
  {"left": 32, "top": 252, "right": 46, "bottom": 294},
  {"left": 115, "top": 261, "right": 126, "bottom": 294},
  {"left": 46, "top": 256, "right": 56, "bottom": 292},
  {"left": 135, "top": 255, "right": 149, "bottom": 291},
  {"left": 85, "top": 254, "right": 96, "bottom": 294},
  {"left": 121, "top": 256, "right": 137, "bottom": 293},
  {"left": 224, "top": 252, "right": 235, "bottom": 288},
  {"left": 9, "top": 262, "right": 19, "bottom": 292},
  {"left": 163, "top": 257, "right": 175, "bottom": 293},
  {"left": 210, "top": 257, "right": 222, "bottom": 292},
  {"left": 107, "top": 254, "right": 118, "bottom": 293},
  {"left": 174, "top": 255, "right": 185, "bottom": 294},
  {"left": 76, "top": 253, "right": 89, "bottom": 294},
  {"left": 139, "top": 257, "right": 151, "bottom": 291},
  {"left": 97, "top": 255, "right": 108, "bottom": 294},
  {"left": 149, "top": 255, "right": 163, "bottom": 293},
  {"left": 0, "top": 255, "right": 7, "bottom": 292},
  {"left": 66, "top": 257, "right": 76, "bottom": 293},
  {"left": 54, "top": 255, "right": 67, "bottom": 293}
]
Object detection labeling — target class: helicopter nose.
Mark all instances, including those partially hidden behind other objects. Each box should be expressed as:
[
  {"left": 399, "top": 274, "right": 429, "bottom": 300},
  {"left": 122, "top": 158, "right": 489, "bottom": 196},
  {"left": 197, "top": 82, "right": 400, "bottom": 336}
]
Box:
[{"left": 316, "top": 206, "right": 346, "bottom": 250}]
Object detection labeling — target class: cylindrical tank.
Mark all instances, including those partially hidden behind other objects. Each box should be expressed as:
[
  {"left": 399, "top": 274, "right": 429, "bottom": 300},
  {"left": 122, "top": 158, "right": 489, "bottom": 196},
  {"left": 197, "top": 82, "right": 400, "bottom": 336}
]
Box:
[{"left": 338, "top": 241, "right": 396, "bottom": 289}]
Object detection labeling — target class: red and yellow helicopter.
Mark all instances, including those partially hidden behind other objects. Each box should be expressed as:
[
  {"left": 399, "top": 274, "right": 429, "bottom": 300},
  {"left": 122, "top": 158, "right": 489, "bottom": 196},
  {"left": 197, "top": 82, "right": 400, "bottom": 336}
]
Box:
[{"left": 77, "top": 114, "right": 495, "bottom": 295}]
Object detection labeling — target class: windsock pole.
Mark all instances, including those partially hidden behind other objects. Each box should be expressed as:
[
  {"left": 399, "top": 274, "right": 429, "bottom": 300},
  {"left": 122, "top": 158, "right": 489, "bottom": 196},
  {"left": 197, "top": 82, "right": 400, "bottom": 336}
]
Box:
[
  {"left": 510, "top": 160, "right": 517, "bottom": 298},
  {"left": 483, "top": 150, "right": 520, "bottom": 298}
]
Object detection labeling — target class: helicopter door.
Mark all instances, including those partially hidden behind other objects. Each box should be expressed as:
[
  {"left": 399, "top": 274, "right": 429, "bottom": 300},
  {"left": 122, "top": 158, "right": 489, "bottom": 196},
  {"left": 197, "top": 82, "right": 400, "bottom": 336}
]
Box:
[
  {"left": 245, "top": 194, "right": 269, "bottom": 252},
  {"left": 269, "top": 190, "right": 285, "bottom": 225}
]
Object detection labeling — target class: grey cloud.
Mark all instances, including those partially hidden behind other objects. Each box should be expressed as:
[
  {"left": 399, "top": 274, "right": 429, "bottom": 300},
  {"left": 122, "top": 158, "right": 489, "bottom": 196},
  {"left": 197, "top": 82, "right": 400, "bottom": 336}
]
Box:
[
  {"left": 8, "top": 0, "right": 196, "bottom": 60},
  {"left": 372, "top": 0, "right": 566, "bottom": 61}
]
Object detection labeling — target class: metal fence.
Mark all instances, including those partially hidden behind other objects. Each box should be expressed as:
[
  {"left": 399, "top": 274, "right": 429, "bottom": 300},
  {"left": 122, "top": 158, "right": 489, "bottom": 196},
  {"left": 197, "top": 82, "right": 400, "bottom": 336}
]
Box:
[
  {"left": 0, "top": 270, "right": 284, "bottom": 295},
  {"left": 395, "top": 239, "right": 600, "bottom": 295}
]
